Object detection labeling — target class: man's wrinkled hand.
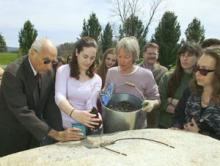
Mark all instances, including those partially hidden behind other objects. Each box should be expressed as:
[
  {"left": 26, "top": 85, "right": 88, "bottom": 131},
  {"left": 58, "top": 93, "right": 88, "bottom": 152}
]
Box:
[
  {"left": 48, "top": 128, "right": 84, "bottom": 142},
  {"left": 58, "top": 128, "right": 84, "bottom": 142}
]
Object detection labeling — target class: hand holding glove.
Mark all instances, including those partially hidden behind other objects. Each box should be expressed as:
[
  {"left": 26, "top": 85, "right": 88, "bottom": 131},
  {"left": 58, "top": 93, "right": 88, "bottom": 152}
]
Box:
[{"left": 142, "top": 100, "right": 155, "bottom": 112}]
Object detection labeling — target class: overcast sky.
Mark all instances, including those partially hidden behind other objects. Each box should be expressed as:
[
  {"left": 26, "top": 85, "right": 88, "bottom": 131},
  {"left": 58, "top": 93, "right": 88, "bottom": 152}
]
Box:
[{"left": 0, "top": 0, "right": 219, "bottom": 47}]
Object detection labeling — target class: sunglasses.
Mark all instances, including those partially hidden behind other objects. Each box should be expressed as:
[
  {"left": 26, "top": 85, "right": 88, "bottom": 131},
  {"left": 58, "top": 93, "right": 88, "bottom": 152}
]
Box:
[
  {"left": 193, "top": 66, "right": 215, "bottom": 76},
  {"left": 43, "top": 58, "right": 58, "bottom": 65}
]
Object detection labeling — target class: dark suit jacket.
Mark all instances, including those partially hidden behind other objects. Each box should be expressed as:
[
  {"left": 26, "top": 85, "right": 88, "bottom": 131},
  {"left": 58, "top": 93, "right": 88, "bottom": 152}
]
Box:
[{"left": 0, "top": 56, "right": 62, "bottom": 156}]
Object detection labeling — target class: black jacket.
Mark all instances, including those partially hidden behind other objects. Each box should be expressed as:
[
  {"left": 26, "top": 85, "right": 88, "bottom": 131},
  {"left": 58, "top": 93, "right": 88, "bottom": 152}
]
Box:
[{"left": 0, "top": 56, "right": 62, "bottom": 156}]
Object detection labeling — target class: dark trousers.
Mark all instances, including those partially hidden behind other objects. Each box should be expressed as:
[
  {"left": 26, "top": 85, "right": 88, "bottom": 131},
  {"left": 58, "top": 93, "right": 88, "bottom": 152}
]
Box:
[
  {"left": 147, "top": 108, "right": 160, "bottom": 128},
  {"left": 0, "top": 125, "right": 39, "bottom": 157}
]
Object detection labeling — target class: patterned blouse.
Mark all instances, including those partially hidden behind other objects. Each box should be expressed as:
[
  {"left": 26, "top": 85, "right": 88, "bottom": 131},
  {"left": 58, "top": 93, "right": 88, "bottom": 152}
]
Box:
[{"left": 185, "top": 92, "right": 220, "bottom": 140}]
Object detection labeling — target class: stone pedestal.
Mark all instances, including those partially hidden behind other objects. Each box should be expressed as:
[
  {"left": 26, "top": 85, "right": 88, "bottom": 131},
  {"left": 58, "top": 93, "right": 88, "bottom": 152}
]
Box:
[{"left": 0, "top": 129, "right": 220, "bottom": 166}]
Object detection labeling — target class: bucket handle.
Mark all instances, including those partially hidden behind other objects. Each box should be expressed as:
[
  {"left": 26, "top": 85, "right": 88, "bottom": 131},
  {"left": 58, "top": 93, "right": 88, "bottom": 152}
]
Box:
[{"left": 116, "top": 81, "right": 146, "bottom": 100}]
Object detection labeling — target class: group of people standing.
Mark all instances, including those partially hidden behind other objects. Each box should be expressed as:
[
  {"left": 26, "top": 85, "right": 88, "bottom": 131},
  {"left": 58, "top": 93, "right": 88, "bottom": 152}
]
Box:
[{"left": 0, "top": 36, "right": 220, "bottom": 157}]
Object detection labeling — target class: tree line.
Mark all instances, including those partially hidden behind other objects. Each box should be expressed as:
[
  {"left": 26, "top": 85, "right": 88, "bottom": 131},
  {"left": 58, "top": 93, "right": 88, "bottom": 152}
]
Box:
[{"left": 0, "top": 1, "right": 205, "bottom": 68}]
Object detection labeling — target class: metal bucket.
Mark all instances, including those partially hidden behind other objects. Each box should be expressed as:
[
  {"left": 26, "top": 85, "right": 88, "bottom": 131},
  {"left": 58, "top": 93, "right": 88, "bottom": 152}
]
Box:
[{"left": 102, "top": 93, "right": 146, "bottom": 133}]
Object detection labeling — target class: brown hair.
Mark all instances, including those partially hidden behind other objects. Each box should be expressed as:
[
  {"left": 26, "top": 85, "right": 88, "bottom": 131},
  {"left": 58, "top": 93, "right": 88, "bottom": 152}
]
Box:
[
  {"left": 167, "top": 42, "right": 201, "bottom": 97},
  {"left": 201, "top": 38, "right": 220, "bottom": 49},
  {"left": 96, "top": 48, "right": 117, "bottom": 88},
  {"left": 69, "top": 36, "right": 97, "bottom": 79},
  {"left": 144, "top": 42, "right": 159, "bottom": 52},
  {"left": 191, "top": 47, "right": 220, "bottom": 104}
]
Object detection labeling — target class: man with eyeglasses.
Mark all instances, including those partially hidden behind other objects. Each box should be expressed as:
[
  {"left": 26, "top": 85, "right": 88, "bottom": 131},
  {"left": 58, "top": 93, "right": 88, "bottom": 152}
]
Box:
[
  {"left": 0, "top": 38, "right": 83, "bottom": 157},
  {"left": 140, "top": 42, "right": 167, "bottom": 128}
]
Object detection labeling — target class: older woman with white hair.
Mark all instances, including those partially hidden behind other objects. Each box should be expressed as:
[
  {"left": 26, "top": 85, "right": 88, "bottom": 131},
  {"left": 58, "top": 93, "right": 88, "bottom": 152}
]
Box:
[{"left": 104, "top": 36, "right": 160, "bottom": 129}]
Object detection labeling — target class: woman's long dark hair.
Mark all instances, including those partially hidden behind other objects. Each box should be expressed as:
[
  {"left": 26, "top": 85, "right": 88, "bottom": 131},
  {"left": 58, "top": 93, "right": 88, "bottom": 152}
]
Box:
[
  {"left": 96, "top": 48, "right": 117, "bottom": 88},
  {"left": 167, "top": 42, "right": 201, "bottom": 97},
  {"left": 191, "top": 47, "right": 220, "bottom": 104},
  {"left": 69, "top": 37, "right": 97, "bottom": 79}
]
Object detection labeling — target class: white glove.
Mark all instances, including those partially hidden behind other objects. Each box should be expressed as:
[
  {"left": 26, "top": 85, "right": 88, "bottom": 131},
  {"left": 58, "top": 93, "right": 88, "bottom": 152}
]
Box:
[{"left": 142, "top": 100, "right": 154, "bottom": 112}]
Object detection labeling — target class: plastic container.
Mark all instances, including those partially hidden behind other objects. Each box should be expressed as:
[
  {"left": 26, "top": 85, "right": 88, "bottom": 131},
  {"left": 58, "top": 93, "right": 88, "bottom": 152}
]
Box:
[{"left": 72, "top": 123, "right": 87, "bottom": 136}]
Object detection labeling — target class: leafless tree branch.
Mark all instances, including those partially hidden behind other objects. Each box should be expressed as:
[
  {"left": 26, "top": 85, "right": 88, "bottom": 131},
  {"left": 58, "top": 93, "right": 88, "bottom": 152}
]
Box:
[
  {"left": 111, "top": 0, "right": 163, "bottom": 38},
  {"left": 143, "top": 0, "right": 163, "bottom": 36}
]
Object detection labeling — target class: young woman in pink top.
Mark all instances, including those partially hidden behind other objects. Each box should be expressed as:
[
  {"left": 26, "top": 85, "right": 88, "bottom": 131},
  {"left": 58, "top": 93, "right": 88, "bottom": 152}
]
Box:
[{"left": 55, "top": 37, "right": 102, "bottom": 136}]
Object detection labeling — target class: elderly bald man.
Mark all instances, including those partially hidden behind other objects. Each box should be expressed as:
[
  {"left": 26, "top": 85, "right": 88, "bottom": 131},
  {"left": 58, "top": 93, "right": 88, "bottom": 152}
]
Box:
[{"left": 0, "top": 38, "right": 83, "bottom": 157}]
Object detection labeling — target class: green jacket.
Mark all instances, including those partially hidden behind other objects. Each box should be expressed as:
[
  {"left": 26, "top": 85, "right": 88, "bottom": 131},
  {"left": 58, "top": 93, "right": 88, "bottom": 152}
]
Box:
[
  {"left": 158, "top": 71, "right": 193, "bottom": 128},
  {"left": 140, "top": 62, "right": 168, "bottom": 85}
]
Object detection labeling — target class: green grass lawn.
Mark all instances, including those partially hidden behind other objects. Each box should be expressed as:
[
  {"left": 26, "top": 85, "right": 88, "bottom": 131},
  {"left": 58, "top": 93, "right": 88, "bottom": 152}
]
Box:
[{"left": 0, "top": 52, "right": 19, "bottom": 68}]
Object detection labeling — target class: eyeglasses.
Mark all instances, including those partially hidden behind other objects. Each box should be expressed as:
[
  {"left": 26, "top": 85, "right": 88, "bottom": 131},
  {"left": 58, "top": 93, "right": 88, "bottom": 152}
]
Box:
[{"left": 193, "top": 65, "right": 215, "bottom": 76}]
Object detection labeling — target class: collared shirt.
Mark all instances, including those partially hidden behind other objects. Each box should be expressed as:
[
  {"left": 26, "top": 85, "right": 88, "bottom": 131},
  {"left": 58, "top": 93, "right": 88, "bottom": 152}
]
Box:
[
  {"left": 142, "top": 63, "right": 154, "bottom": 71},
  {"left": 28, "top": 57, "right": 37, "bottom": 76},
  {"left": 140, "top": 62, "right": 168, "bottom": 85},
  {"left": 28, "top": 56, "right": 49, "bottom": 142}
]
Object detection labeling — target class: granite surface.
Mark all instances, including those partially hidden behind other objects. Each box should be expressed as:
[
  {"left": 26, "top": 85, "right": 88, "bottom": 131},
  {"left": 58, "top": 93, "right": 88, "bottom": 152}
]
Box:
[{"left": 0, "top": 129, "right": 219, "bottom": 166}]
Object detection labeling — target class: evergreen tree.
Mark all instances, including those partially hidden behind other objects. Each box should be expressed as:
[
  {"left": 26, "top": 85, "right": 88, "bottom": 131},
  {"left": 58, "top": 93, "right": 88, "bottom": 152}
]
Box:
[
  {"left": 18, "top": 20, "right": 38, "bottom": 55},
  {"left": 80, "top": 13, "right": 102, "bottom": 42},
  {"left": 152, "top": 11, "right": 181, "bottom": 68},
  {"left": 185, "top": 18, "right": 205, "bottom": 43},
  {"left": 119, "top": 14, "right": 146, "bottom": 58},
  {"left": 81, "top": 19, "right": 89, "bottom": 36},
  {"left": 101, "top": 23, "right": 113, "bottom": 53},
  {"left": 0, "top": 33, "right": 7, "bottom": 52}
]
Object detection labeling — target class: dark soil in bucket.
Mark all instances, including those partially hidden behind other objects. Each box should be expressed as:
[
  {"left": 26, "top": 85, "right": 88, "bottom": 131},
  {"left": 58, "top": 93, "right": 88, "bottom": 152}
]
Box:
[{"left": 107, "top": 101, "right": 138, "bottom": 112}]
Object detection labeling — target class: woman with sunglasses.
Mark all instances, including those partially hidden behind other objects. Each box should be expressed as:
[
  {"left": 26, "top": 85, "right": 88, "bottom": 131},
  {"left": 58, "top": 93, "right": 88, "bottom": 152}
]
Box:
[
  {"left": 173, "top": 39, "right": 220, "bottom": 129},
  {"left": 55, "top": 37, "right": 102, "bottom": 137},
  {"left": 96, "top": 48, "right": 117, "bottom": 89},
  {"left": 158, "top": 42, "right": 201, "bottom": 128},
  {"left": 175, "top": 47, "right": 220, "bottom": 140}
]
